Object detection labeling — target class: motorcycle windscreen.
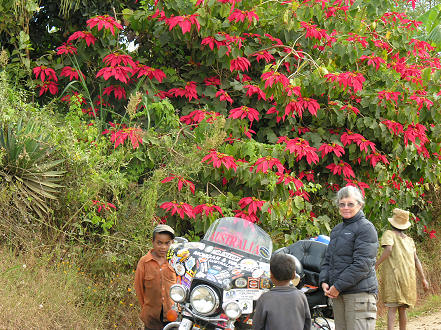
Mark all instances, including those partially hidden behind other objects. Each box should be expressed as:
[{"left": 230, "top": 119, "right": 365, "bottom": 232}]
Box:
[{"left": 203, "top": 217, "right": 272, "bottom": 259}]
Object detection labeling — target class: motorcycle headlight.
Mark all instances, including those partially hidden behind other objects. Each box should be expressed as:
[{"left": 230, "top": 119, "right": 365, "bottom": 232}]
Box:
[
  {"left": 189, "top": 285, "right": 219, "bottom": 315},
  {"left": 223, "top": 301, "right": 242, "bottom": 320},
  {"left": 170, "top": 284, "right": 187, "bottom": 303}
]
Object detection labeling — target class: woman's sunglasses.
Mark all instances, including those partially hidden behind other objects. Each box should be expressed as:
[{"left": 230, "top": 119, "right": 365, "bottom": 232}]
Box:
[{"left": 338, "top": 202, "right": 358, "bottom": 209}]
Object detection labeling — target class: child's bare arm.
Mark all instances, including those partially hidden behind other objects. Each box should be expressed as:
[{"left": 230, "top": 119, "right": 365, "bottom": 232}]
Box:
[
  {"left": 375, "top": 245, "right": 392, "bottom": 270},
  {"left": 414, "top": 252, "right": 429, "bottom": 290}
]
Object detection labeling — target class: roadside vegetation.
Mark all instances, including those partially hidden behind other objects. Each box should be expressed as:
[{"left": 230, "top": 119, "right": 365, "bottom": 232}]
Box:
[{"left": 1, "top": 0, "right": 441, "bottom": 328}]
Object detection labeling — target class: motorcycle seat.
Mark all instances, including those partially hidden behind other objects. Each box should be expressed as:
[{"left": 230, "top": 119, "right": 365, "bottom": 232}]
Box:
[{"left": 283, "top": 240, "right": 328, "bottom": 288}]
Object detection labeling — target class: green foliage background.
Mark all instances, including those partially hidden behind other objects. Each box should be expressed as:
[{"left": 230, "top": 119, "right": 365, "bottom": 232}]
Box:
[{"left": 1, "top": 0, "right": 441, "bottom": 316}]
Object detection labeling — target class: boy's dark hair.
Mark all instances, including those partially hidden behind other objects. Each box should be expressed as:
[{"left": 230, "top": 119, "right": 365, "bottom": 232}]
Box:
[{"left": 270, "top": 253, "right": 296, "bottom": 281}]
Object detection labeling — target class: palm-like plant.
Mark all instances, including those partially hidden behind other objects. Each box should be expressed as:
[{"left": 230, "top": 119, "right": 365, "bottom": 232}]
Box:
[{"left": 0, "top": 119, "right": 65, "bottom": 218}]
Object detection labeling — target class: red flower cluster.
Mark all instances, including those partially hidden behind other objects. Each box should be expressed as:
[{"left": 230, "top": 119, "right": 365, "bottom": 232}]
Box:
[
  {"left": 92, "top": 200, "right": 116, "bottom": 212},
  {"left": 251, "top": 156, "right": 285, "bottom": 174},
  {"left": 60, "top": 66, "right": 84, "bottom": 81},
  {"left": 33, "top": 66, "right": 58, "bottom": 96},
  {"left": 67, "top": 31, "right": 97, "bottom": 46},
  {"left": 86, "top": 15, "right": 123, "bottom": 36},
  {"left": 103, "top": 85, "right": 127, "bottom": 100},
  {"left": 326, "top": 161, "right": 355, "bottom": 178},
  {"left": 164, "top": 14, "right": 200, "bottom": 34},
  {"left": 202, "top": 150, "right": 238, "bottom": 171},
  {"left": 168, "top": 81, "right": 198, "bottom": 101},
  {"left": 56, "top": 43, "right": 78, "bottom": 55},
  {"left": 161, "top": 175, "right": 196, "bottom": 194},
  {"left": 325, "top": 72, "right": 365, "bottom": 94},
  {"left": 160, "top": 201, "right": 195, "bottom": 219},
  {"left": 229, "top": 106, "right": 259, "bottom": 122},
  {"left": 102, "top": 123, "right": 143, "bottom": 149},
  {"left": 277, "top": 136, "right": 319, "bottom": 165}
]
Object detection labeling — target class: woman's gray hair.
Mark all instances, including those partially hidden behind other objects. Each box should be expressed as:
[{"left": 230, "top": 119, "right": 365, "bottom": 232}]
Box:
[{"left": 335, "top": 185, "right": 365, "bottom": 207}]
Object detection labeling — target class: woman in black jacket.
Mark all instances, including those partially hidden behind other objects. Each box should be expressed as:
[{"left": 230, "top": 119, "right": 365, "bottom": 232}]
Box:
[{"left": 319, "top": 185, "right": 378, "bottom": 330}]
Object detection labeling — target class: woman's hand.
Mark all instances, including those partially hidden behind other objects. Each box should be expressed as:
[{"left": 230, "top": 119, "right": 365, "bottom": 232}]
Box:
[
  {"left": 327, "top": 285, "right": 340, "bottom": 299},
  {"left": 322, "top": 283, "right": 339, "bottom": 298}
]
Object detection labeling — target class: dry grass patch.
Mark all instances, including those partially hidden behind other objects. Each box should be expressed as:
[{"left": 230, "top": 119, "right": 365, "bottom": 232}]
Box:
[{"left": 0, "top": 246, "right": 105, "bottom": 329}]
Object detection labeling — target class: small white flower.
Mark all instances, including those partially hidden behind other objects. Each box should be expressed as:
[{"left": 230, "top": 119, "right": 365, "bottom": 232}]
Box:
[
  {"left": 22, "top": 264, "right": 27, "bottom": 269},
  {"left": 39, "top": 304, "right": 43, "bottom": 309}
]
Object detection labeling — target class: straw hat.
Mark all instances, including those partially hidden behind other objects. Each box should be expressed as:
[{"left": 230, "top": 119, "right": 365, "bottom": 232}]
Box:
[{"left": 388, "top": 208, "right": 411, "bottom": 230}]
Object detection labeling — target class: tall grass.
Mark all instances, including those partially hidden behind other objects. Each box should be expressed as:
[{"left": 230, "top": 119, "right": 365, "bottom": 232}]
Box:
[{"left": 0, "top": 246, "right": 108, "bottom": 329}]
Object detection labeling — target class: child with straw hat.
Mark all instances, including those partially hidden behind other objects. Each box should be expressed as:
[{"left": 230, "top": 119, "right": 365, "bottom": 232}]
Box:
[{"left": 375, "top": 208, "right": 429, "bottom": 330}]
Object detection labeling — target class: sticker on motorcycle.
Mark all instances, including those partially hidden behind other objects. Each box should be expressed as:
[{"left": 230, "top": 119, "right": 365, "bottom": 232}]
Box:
[
  {"left": 185, "top": 256, "right": 196, "bottom": 271},
  {"left": 252, "top": 268, "right": 264, "bottom": 278},
  {"left": 175, "top": 263, "right": 186, "bottom": 276},
  {"left": 223, "top": 289, "right": 264, "bottom": 301},
  {"left": 259, "top": 246, "right": 270, "bottom": 259},
  {"left": 181, "top": 274, "right": 191, "bottom": 288},
  {"left": 239, "top": 259, "right": 258, "bottom": 271},
  {"left": 247, "top": 278, "right": 259, "bottom": 289},
  {"left": 238, "top": 300, "right": 253, "bottom": 314}
]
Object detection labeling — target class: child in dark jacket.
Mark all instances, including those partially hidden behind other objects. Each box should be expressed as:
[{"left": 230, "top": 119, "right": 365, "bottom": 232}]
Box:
[{"left": 253, "top": 253, "right": 311, "bottom": 330}]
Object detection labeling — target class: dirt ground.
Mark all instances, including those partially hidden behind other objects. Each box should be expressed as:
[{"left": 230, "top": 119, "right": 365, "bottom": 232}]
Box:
[{"left": 395, "top": 309, "right": 441, "bottom": 329}]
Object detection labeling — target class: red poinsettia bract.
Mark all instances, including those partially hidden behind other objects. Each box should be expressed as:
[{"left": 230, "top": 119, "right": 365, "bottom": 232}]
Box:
[
  {"left": 56, "top": 43, "right": 78, "bottom": 55},
  {"left": 233, "top": 209, "right": 260, "bottom": 223},
  {"left": 92, "top": 200, "right": 117, "bottom": 212},
  {"left": 228, "top": 9, "right": 259, "bottom": 26},
  {"left": 60, "top": 66, "right": 84, "bottom": 81},
  {"left": 37, "top": 81, "right": 59, "bottom": 96},
  {"left": 325, "top": 72, "right": 365, "bottom": 94},
  {"left": 202, "top": 150, "right": 238, "bottom": 171},
  {"left": 252, "top": 50, "right": 274, "bottom": 64},
  {"left": 251, "top": 156, "right": 285, "bottom": 174},
  {"left": 284, "top": 97, "right": 320, "bottom": 118},
  {"left": 161, "top": 174, "right": 196, "bottom": 194},
  {"left": 381, "top": 120, "right": 404, "bottom": 135},
  {"left": 86, "top": 15, "right": 123, "bottom": 36},
  {"left": 275, "top": 172, "right": 304, "bottom": 189},
  {"left": 326, "top": 161, "right": 355, "bottom": 178},
  {"left": 102, "top": 85, "right": 127, "bottom": 100},
  {"left": 277, "top": 136, "right": 319, "bottom": 165},
  {"left": 103, "top": 123, "right": 143, "bottom": 149},
  {"left": 216, "top": 89, "right": 233, "bottom": 104},
  {"left": 165, "top": 14, "right": 201, "bottom": 34},
  {"left": 243, "top": 85, "right": 266, "bottom": 100},
  {"left": 160, "top": 201, "right": 195, "bottom": 219},
  {"left": 137, "top": 65, "right": 166, "bottom": 83},
  {"left": 261, "top": 71, "right": 290, "bottom": 89},
  {"left": 378, "top": 90, "right": 402, "bottom": 107},
  {"left": 366, "top": 152, "right": 389, "bottom": 167},
  {"left": 318, "top": 143, "right": 345, "bottom": 159},
  {"left": 238, "top": 197, "right": 266, "bottom": 215},
  {"left": 194, "top": 204, "right": 223, "bottom": 217},
  {"left": 423, "top": 225, "right": 436, "bottom": 239},
  {"left": 343, "top": 179, "right": 370, "bottom": 195},
  {"left": 96, "top": 66, "right": 133, "bottom": 84},
  {"left": 341, "top": 130, "right": 376, "bottom": 153},
  {"left": 168, "top": 81, "right": 198, "bottom": 101},
  {"left": 229, "top": 106, "right": 259, "bottom": 122},
  {"left": 359, "top": 54, "right": 385, "bottom": 71},
  {"left": 230, "top": 57, "right": 251, "bottom": 72},
  {"left": 67, "top": 31, "right": 97, "bottom": 46},
  {"left": 33, "top": 66, "right": 58, "bottom": 82}
]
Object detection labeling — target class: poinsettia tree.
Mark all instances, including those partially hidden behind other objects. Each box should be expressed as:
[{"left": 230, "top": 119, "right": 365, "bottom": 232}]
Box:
[{"left": 32, "top": 0, "right": 441, "bottom": 244}]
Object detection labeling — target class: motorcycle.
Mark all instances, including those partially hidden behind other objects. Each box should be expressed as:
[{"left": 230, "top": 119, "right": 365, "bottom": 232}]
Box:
[{"left": 163, "top": 217, "right": 333, "bottom": 330}]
